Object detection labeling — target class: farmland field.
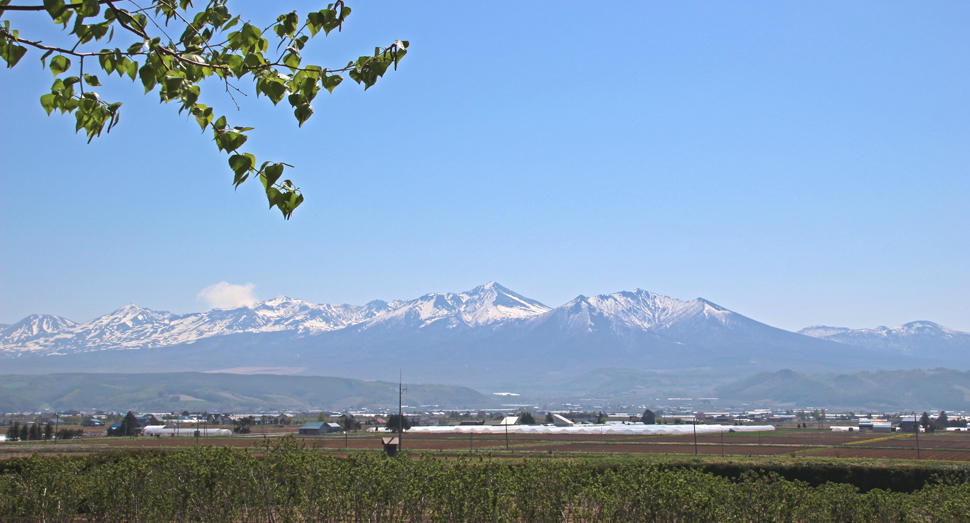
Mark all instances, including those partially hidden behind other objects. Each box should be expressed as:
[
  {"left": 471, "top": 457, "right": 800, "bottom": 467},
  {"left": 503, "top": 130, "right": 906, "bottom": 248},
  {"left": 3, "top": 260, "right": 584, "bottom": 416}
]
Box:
[{"left": 7, "top": 428, "right": 970, "bottom": 463}]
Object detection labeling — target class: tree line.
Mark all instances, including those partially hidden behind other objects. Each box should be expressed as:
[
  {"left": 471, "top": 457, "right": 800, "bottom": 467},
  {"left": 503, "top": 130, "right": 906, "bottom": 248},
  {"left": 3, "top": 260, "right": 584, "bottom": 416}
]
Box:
[{"left": 4, "top": 421, "right": 81, "bottom": 442}]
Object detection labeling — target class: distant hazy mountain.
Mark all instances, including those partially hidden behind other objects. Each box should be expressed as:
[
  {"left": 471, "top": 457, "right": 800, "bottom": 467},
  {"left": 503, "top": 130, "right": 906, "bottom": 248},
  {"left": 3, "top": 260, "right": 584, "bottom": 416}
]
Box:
[
  {"left": 0, "top": 372, "right": 497, "bottom": 412},
  {"left": 715, "top": 368, "right": 970, "bottom": 411},
  {"left": 2, "top": 283, "right": 964, "bottom": 388},
  {"left": 799, "top": 322, "right": 970, "bottom": 357}
]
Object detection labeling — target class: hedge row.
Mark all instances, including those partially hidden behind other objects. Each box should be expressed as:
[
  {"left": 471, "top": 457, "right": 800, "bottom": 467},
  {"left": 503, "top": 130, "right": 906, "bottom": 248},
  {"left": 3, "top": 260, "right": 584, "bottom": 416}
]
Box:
[{"left": 1, "top": 437, "right": 968, "bottom": 522}]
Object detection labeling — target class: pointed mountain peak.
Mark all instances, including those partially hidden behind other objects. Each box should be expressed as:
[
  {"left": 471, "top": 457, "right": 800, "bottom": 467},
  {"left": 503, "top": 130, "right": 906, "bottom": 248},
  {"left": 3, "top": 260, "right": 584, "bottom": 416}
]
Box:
[
  {"left": 1, "top": 314, "right": 77, "bottom": 342},
  {"left": 262, "top": 295, "right": 297, "bottom": 307}
]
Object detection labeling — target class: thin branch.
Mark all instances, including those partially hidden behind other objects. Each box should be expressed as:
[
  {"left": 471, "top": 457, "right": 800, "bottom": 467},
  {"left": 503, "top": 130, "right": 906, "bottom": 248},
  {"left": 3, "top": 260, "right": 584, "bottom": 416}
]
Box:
[
  {"left": 0, "top": 27, "right": 121, "bottom": 57},
  {"left": 125, "top": 0, "right": 174, "bottom": 44},
  {"left": 0, "top": 0, "right": 113, "bottom": 12},
  {"left": 153, "top": 0, "right": 217, "bottom": 56}
]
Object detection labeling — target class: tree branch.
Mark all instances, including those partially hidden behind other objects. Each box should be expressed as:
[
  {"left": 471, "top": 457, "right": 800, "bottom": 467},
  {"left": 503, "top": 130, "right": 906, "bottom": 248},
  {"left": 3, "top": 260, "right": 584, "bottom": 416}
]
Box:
[
  {"left": 0, "top": 0, "right": 114, "bottom": 12},
  {"left": 0, "top": 27, "right": 119, "bottom": 57}
]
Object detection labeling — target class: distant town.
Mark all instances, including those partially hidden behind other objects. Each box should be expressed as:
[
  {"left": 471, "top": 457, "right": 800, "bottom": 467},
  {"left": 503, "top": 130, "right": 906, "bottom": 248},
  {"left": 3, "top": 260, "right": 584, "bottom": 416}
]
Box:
[{"left": 3, "top": 402, "right": 963, "bottom": 443}]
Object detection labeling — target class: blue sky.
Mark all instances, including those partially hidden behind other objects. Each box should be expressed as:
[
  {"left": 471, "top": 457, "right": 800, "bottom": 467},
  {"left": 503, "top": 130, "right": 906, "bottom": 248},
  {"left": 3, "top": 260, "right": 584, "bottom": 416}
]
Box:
[{"left": 1, "top": 1, "right": 967, "bottom": 332}]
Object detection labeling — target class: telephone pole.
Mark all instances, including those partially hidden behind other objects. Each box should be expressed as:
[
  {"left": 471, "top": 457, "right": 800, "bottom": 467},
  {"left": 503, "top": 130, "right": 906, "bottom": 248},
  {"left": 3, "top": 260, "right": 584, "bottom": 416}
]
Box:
[
  {"left": 693, "top": 417, "right": 698, "bottom": 455},
  {"left": 398, "top": 371, "right": 407, "bottom": 453},
  {"left": 914, "top": 411, "right": 921, "bottom": 460}
]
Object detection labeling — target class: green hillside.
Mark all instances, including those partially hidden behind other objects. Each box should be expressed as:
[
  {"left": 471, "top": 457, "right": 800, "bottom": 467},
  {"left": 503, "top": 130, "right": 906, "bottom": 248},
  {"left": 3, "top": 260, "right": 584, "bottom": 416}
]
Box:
[
  {"left": 0, "top": 373, "right": 497, "bottom": 412},
  {"left": 715, "top": 368, "right": 970, "bottom": 410}
]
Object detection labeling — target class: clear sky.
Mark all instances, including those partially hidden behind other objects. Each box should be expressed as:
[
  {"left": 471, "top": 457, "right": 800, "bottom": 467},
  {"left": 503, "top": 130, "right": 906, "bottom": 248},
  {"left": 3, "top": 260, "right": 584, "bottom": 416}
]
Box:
[{"left": 1, "top": 1, "right": 967, "bottom": 332}]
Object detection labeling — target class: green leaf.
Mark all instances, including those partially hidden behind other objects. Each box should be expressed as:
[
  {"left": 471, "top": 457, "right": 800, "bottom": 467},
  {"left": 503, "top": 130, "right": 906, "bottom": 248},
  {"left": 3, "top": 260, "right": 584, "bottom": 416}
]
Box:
[
  {"left": 265, "top": 186, "right": 282, "bottom": 208},
  {"left": 257, "top": 78, "right": 286, "bottom": 105},
  {"left": 283, "top": 50, "right": 301, "bottom": 70},
  {"left": 293, "top": 103, "right": 313, "bottom": 127},
  {"left": 214, "top": 130, "right": 247, "bottom": 152},
  {"left": 75, "top": 0, "right": 100, "bottom": 18},
  {"left": 39, "top": 49, "right": 54, "bottom": 68},
  {"left": 39, "top": 93, "right": 56, "bottom": 115},
  {"left": 228, "top": 152, "right": 256, "bottom": 187},
  {"left": 275, "top": 190, "right": 303, "bottom": 219},
  {"left": 260, "top": 163, "right": 284, "bottom": 190},
  {"left": 300, "top": 77, "right": 319, "bottom": 102},
  {"left": 43, "top": 0, "right": 67, "bottom": 20},
  {"left": 54, "top": 9, "right": 73, "bottom": 27},
  {"left": 1, "top": 43, "right": 26, "bottom": 68},
  {"left": 49, "top": 55, "right": 70, "bottom": 76},
  {"left": 226, "top": 54, "right": 245, "bottom": 77},
  {"left": 83, "top": 73, "right": 101, "bottom": 86},
  {"left": 322, "top": 74, "right": 342, "bottom": 93},
  {"left": 98, "top": 52, "right": 114, "bottom": 75},
  {"left": 126, "top": 59, "right": 138, "bottom": 80},
  {"left": 191, "top": 104, "right": 213, "bottom": 131},
  {"left": 302, "top": 65, "right": 322, "bottom": 81},
  {"left": 138, "top": 62, "right": 156, "bottom": 93}
]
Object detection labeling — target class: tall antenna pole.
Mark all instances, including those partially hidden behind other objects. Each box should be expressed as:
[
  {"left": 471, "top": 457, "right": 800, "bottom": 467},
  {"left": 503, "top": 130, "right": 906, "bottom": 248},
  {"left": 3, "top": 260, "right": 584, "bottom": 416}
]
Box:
[
  {"left": 693, "top": 417, "right": 698, "bottom": 455},
  {"left": 914, "top": 411, "right": 921, "bottom": 460},
  {"left": 398, "top": 370, "right": 406, "bottom": 453}
]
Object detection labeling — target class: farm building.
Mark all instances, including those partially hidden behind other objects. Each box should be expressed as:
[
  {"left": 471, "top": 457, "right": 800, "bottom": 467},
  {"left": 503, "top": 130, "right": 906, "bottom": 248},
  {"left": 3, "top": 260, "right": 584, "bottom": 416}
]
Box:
[
  {"left": 873, "top": 421, "right": 893, "bottom": 433},
  {"left": 298, "top": 422, "right": 326, "bottom": 435},
  {"left": 298, "top": 422, "right": 341, "bottom": 435}
]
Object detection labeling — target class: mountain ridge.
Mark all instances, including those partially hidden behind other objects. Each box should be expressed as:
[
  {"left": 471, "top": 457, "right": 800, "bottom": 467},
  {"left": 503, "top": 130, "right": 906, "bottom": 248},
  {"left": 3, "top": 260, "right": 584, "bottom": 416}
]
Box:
[{"left": 2, "top": 283, "right": 966, "bottom": 387}]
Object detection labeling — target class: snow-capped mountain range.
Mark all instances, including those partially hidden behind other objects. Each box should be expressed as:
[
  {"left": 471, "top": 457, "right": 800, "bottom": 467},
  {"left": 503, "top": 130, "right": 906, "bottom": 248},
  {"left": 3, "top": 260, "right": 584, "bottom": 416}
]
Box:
[
  {"left": 2, "top": 282, "right": 967, "bottom": 382},
  {"left": 0, "top": 283, "right": 552, "bottom": 355},
  {"left": 799, "top": 321, "right": 970, "bottom": 355}
]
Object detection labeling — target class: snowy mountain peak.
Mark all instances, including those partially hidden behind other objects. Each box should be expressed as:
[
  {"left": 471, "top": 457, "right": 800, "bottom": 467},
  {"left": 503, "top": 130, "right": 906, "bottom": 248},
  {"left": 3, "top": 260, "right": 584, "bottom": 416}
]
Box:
[
  {"left": 1, "top": 314, "right": 77, "bottom": 343},
  {"left": 261, "top": 295, "right": 295, "bottom": 308},
  {"left": 91, "top": 304, "right": 174, "bottom": 327},
  {"left": 5, "top": 283, "right": 965, "bottom": 362},
  {"left": 360, "top": 282, "right": 551, "bottom": 330}
]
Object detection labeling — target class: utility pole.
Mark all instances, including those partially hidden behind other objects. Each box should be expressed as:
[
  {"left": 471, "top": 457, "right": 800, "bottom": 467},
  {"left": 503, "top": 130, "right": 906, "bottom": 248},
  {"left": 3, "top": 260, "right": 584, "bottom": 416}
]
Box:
[
  {"left": 914, "top": 412, "right": 921, "bottom": 460},
  {"left": 693, "top": 417, "right": 698, "bottom": 455},
  {"left": 54, "top": 411, "right": 59, "bottom": 445},
  {"left": 398, "top": 371, "right": 406, "bottom": 453}
]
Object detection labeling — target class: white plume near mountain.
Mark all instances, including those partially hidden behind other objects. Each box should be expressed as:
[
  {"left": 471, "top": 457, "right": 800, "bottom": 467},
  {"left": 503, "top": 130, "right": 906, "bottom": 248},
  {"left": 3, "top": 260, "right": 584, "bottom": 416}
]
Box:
[{"left": 799, "top": 321, "right": 970, "bottom": 354}]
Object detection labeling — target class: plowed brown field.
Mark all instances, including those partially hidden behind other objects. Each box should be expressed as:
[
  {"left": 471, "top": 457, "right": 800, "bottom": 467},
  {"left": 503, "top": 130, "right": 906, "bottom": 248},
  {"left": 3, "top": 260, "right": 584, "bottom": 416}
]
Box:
[{"left": 16, "top": 429, "right": 970, "bottom": 463}]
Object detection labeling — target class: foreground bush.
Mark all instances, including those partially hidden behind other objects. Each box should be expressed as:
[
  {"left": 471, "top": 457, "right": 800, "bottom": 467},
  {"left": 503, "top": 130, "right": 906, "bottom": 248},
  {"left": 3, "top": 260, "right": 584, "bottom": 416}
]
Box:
[{"left": 1, "top": 437, "right": 968, "bottom": 522}]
